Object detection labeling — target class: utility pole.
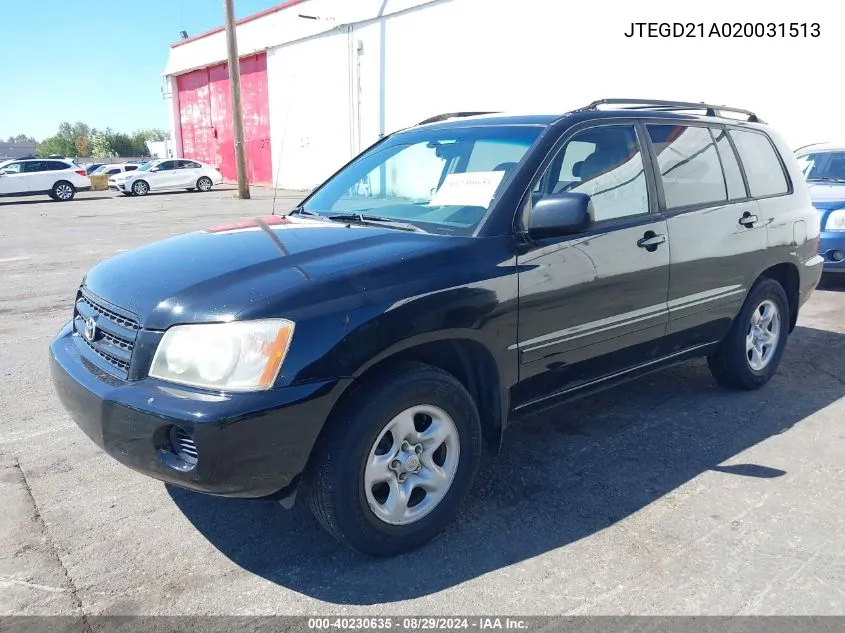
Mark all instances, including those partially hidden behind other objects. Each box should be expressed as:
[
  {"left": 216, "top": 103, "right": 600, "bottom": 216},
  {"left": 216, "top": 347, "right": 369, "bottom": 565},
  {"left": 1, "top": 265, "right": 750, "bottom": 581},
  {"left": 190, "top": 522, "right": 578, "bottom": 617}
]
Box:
[{"left": 223, "top": 0, "right": 250, "bottom": 199}]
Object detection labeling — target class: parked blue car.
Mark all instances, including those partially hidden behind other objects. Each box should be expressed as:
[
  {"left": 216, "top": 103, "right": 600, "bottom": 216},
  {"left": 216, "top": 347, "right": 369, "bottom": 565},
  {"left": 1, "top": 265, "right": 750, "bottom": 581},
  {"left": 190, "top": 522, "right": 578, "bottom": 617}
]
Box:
[{"left": 796, "top": 144, "right": 845, "bottom": 276}]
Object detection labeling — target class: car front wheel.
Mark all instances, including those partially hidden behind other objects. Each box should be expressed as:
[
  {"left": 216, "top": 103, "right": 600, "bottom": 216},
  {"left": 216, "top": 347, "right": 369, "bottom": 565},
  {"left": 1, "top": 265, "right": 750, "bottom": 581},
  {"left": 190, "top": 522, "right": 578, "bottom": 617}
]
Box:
[
  {"left": 305, "top": 363, "right": 483, "bottom": 556},
  {"left": 132, "top": 180, "right": 149, "bottom": 196}
]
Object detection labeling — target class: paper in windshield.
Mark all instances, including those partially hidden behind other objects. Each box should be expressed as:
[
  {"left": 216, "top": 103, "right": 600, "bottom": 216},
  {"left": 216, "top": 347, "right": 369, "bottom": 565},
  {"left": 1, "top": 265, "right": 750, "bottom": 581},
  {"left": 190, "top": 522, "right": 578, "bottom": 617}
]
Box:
[{"left": 428, "top": 171, "right": 505, "bottom": 208}]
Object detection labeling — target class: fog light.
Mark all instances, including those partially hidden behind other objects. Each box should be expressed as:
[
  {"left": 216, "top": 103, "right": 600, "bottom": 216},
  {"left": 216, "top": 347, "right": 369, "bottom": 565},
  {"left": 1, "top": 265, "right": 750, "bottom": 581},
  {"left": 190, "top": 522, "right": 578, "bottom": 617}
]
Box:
[
  {"left": 828, "top": 249, "right": 845, "bottom": 262},
  {"left": 168, "top": 426, "right": 198, "bottom": 466}
]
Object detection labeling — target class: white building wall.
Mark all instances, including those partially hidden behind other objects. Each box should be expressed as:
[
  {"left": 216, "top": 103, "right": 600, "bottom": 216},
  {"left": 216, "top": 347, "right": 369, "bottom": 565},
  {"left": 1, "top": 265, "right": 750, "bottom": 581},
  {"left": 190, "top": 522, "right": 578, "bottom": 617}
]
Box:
[{"left": 167, "top": 0, "right": 842, "bottom": 190}]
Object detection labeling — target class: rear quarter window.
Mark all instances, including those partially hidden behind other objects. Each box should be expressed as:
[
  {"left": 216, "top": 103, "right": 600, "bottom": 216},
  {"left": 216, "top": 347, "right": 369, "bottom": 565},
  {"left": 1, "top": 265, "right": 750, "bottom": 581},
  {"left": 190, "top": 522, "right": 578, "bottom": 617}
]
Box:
[{"left": 729, "top": 129, "right": 789, "bottom": 197}]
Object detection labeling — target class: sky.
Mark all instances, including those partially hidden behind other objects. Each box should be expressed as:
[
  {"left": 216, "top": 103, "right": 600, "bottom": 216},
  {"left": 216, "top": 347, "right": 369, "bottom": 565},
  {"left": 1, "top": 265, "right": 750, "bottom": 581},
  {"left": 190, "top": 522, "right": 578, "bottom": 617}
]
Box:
[{"left": 0, "top": 0, "right": 279, "bottom": 142}]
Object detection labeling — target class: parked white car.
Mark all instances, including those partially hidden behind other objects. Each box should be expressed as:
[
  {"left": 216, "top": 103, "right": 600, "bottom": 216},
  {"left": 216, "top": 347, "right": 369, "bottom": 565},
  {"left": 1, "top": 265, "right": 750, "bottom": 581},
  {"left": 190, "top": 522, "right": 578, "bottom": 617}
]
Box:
[
  {"left": 90, "top": 163, "right": 142, "bottom": 177},
  {"left": 110, "top": 159, "right": 223, "bottom": 196},
  {"left": 0, "top": 158, "right": 91, "bottom": 201}
]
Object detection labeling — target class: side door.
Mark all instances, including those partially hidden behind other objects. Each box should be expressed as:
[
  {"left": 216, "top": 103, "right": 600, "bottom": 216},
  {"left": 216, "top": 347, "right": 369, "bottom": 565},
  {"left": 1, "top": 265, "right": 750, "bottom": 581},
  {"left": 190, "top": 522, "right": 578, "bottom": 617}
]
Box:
[
  {"left": 22, "top": 160, "right": 51, "bottom": 192},
  {"left": 173, "top": 160, "right": 200, "bottom": 187},
  {"left": 513, "top": 122, "right": 671, "bottom": 408},
  {"left": 0, "top": 162, "right": 27, "bottom": 194},
  {"left": 148, "top": 160, "right": 178, "bottom": 190},
  {"left": 645, "top": 123, "right": 768, "bottom": 348}
]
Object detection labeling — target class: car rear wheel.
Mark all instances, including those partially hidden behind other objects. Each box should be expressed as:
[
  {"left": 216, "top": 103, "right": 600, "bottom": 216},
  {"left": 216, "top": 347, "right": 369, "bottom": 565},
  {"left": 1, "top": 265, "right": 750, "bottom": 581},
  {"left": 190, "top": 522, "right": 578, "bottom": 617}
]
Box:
[
  {"left": 197, "top": 177, "right": 213, "bottom": 192},
  {"left": 707, "top": 277, "right": 789, "bottom": 390},
  {"left": 132, "top": 180, "right": 149, "bottom": 196},
  {"left": 305, "top": 362, "right": 483, "bottom": 556},
  {"left": 51, "top": 181, "right": 75, "bottom": 201}
]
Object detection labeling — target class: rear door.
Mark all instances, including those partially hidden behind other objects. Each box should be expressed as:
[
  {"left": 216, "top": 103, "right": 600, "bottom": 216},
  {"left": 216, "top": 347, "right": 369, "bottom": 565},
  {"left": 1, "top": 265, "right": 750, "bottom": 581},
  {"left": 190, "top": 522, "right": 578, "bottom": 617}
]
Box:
[
  {"left": 174, "top": 160, "right": 200, "bottom": 187},
  {"left": 645, "top": 122, "right": 767, "bottom": 347},
  {"left": 514, "top": 121, "right": 671, "bottom": 407},
  {"left": 22, "top": 161, "right": 53, "bottom": 192}
]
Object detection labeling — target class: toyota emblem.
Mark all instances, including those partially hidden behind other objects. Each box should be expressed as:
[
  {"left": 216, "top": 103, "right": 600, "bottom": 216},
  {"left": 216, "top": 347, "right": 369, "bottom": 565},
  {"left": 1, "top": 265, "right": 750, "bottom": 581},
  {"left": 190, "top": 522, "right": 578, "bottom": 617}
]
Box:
[{"left": 83, "top": 317, "right": 98, "bottom": 342}]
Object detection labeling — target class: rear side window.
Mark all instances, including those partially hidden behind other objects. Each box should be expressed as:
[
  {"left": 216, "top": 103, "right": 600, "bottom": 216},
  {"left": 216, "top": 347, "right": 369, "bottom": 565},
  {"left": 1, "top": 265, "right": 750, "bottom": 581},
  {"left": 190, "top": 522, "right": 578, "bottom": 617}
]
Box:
[
  {"left": 106, "top": 168, "right": 121, "bottom": 175},
  {"left": 22, "top": 161, "right": 48, "bottom": 173},
  {"left": 711, "top": 128, "right": 747, "bottom": 199},
  {"left": 47, "top": 161, "right": 70, "bottom": 171},
  {"left": 729, "top": 129, "right": 789, "bottom": 197},
  {"left": 184, "top": 161, "right": 202, "bottom": 169},
  {"left": 647, "top": 125, "right": 726, "bottom": 209}
]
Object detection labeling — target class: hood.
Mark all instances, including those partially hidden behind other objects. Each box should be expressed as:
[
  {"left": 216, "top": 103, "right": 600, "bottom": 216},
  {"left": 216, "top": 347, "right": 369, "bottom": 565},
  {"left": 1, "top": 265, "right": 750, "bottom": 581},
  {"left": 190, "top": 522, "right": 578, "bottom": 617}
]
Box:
[
  {"left": 109, "top": 171, "right": 134, "bottom": 181},
  {"left": 82, "top": 215, "right": 451, "bottom": 329},
  {"left": 807, "top": 182, "right": 845, "bottom": 210}
]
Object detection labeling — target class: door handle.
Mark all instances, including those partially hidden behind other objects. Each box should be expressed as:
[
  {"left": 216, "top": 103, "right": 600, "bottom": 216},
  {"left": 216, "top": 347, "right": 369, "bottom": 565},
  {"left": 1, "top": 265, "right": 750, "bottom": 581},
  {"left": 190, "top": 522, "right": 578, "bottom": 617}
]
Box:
[
  {"left": 637, "top": 232, "right": 667, "bottom": 249},
  {"left": 739, "top": 212, "right": 758, "bottom": 227}
]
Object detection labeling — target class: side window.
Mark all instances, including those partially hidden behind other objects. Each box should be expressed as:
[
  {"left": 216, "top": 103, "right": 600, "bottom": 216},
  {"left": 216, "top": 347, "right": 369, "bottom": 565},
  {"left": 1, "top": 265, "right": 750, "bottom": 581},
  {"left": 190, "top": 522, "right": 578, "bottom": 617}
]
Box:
[
  {"left": 647, "top": 125, "right": 726, "bottom": 209},
  {"left": 22, "top": 161, "right": 47, "bottom": 173},
  {"left": 47, "top": 161, "right": 70, "bottom": 171},
  {"left": 185, "top": 161, "right": 202, "bottom": 169},
  {"left": 157, "top": 161, "right": 176, "bottom": 171},
  {"left": 710, "top": 127, "right": 747, "bottom": 200},
  {"left": 126, "top": 165, "right": 138, "bottom": 171},
  {"left": 2, "top": 162, "right": 23, "bottom": 174},
  {"left": 106, "top": 168, "right": 120, "bottom": 175},
  {"left": 537, "top": 125, "right": 649, "bottom": 222},
  {"left": 729, "top": 129, "right": 789, "bottom": 197}
]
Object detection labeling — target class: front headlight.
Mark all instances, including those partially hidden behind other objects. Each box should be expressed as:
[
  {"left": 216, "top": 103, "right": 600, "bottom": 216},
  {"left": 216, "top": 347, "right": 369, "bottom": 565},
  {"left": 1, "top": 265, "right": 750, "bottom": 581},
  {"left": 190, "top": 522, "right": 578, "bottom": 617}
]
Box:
[
  {"left": 149, "top": 319, "right": 295, "bottom": 391},
  {"left": 826, "top": 209, "right": 845, "bottom": 232}
]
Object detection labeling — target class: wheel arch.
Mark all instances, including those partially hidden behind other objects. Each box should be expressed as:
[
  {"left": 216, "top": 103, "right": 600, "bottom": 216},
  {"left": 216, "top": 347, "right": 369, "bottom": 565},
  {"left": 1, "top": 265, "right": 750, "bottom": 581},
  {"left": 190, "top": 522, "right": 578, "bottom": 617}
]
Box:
[
  {"left": 759, "top": 261, "right": 800, "bottom": 332},
  {"left": 315, "top": 336, "right": 507, "bottom": 464}
]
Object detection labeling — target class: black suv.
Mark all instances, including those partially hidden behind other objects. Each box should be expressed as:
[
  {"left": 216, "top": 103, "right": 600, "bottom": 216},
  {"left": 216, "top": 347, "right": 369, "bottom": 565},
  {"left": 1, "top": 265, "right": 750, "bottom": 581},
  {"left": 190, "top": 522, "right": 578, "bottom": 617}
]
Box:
[{"left": 50, "top": 99, "right": 823, "bottom": 556}]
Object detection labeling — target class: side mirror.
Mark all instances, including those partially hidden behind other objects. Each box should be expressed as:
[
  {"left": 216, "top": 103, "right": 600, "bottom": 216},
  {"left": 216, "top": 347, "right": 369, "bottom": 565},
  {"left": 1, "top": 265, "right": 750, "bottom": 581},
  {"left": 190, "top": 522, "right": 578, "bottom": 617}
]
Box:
[
  {"left": 528, "top": 192, "right": 593, "bottom": 239},
  {"left": 150, "top": 166, "right": 160, "bottom": 172}
]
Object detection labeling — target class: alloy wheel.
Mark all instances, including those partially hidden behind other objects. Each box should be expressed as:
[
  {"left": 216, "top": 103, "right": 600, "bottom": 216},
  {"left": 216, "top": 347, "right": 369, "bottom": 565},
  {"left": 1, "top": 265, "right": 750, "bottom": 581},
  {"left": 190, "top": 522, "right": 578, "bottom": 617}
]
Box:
[
  {"left": 364, "top": 405, "right": 460, "bottom": 525},
  {"left": 746, "top": 299, "right": 780, "bottom": 371}
]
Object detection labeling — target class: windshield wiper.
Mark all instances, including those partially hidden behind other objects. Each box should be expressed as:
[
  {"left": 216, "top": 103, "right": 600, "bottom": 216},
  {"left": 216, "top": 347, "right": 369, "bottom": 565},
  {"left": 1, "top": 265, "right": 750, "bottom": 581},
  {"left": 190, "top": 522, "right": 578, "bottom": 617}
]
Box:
[
  {"left": 327, "top": 213, "right": 426, "bottom": 233},
  {"left": 808, "top": 177, "right": 845, "bottom": 183}
]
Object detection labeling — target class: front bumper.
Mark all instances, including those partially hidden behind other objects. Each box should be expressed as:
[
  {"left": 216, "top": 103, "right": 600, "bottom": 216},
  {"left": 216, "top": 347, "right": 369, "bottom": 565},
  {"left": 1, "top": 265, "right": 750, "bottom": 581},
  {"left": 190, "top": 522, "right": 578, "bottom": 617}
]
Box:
[
  {"left": 819, "top": 231, "right": 845, "bottom": 273},
  {"left": 49, "top": 321, "right": 347, "bottom": 499},
  {"left": 109, "top": 181, "right": 127, "bottom": 192}
]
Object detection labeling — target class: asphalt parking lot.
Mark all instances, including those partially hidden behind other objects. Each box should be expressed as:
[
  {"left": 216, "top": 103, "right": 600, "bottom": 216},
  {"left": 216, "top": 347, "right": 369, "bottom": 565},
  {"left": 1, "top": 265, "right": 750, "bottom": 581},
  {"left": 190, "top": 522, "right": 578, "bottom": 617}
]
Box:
[{"left": 1, "top": 188, "right": 844, "bottom": 617}]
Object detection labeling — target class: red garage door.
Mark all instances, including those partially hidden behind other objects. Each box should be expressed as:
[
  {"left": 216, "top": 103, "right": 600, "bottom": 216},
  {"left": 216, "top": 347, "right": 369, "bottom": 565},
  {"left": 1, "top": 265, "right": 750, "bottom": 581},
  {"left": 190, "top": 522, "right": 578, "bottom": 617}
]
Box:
[{"left": 176, "top": 53, "right": 272, "bottom": 186}]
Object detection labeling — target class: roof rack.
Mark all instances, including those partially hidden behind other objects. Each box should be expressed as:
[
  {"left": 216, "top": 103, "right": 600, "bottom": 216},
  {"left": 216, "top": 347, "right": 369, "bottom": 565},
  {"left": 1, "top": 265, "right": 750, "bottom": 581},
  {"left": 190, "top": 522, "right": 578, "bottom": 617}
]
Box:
[
  {"left": 577, "top": 99, "right": 763, "bottom": 123},
  {"left": 417, "top": 112, "right": 497, "bottom": 126}
]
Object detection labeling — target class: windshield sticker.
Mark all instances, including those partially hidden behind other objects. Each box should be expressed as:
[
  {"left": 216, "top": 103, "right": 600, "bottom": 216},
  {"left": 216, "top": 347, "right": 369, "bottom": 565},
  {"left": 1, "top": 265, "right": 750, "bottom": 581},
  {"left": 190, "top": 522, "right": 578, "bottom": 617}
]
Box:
[{"left": 428, "top": 171, "right": 506, "bottom": 208}]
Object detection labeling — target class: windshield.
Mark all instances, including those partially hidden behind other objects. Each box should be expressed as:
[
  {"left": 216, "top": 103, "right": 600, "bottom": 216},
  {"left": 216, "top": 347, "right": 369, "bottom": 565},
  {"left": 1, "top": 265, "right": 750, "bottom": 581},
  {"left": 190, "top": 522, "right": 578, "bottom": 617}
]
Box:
[
  {"left": 302, "top": 126, "right": 543, "bottom": 235},
  {"left": 91, "top": 165, "right": 107, "bottom": 175},
  {"left": 800, "top": 152, "right": 845, "bottom": 182},
  {"left": 137, "top": 161, "right": 157, "bottom": 172}
]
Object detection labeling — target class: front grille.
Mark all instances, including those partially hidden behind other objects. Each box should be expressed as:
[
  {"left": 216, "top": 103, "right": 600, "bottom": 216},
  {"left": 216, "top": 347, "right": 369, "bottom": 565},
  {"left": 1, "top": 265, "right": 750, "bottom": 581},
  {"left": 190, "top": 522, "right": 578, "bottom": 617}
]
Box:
[
  {"left": 73, "top": 290, "right": 140, "bottom": 377},
  {"left": 169, "top": 427, "right": 198, "bottom": 465}
]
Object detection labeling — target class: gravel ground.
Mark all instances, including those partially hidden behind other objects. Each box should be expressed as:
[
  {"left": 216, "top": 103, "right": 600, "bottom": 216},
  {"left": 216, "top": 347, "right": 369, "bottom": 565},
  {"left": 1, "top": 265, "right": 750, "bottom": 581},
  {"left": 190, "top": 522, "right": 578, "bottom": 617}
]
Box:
[{"left": 1, "top": 188, "right": 843, "bottom": 618}]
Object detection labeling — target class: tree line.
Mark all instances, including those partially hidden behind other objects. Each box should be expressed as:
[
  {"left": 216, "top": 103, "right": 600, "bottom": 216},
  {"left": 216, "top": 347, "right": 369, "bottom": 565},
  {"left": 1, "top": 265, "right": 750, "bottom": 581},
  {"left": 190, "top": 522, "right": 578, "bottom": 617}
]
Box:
[{"left": 5, "top": 123, "right": 169, "bottom": 158}]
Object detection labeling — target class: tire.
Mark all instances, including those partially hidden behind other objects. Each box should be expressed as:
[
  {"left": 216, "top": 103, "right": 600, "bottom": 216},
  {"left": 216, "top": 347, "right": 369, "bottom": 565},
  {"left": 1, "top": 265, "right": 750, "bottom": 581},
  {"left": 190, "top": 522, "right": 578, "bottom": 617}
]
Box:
[
  {"left": 196, "top": 176, "right": 213, "bottom": 192},
  {"left": 132, "top": 180, "right": 149, "bottom": 196},
  {"left": 185, "top": 188, "right": 195, "bottom": 191},
  {"left": 305, "top": 362, "right": 483, "bottom": 556},
  {"left": 51, "top": 181, "right": 75, "bottom": 201},
  {"left": 121, "top": 192, "right": 133, "bottom": 196},
  {"left": 707, "top": 277, "right": 790, "bottom": 390}
]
